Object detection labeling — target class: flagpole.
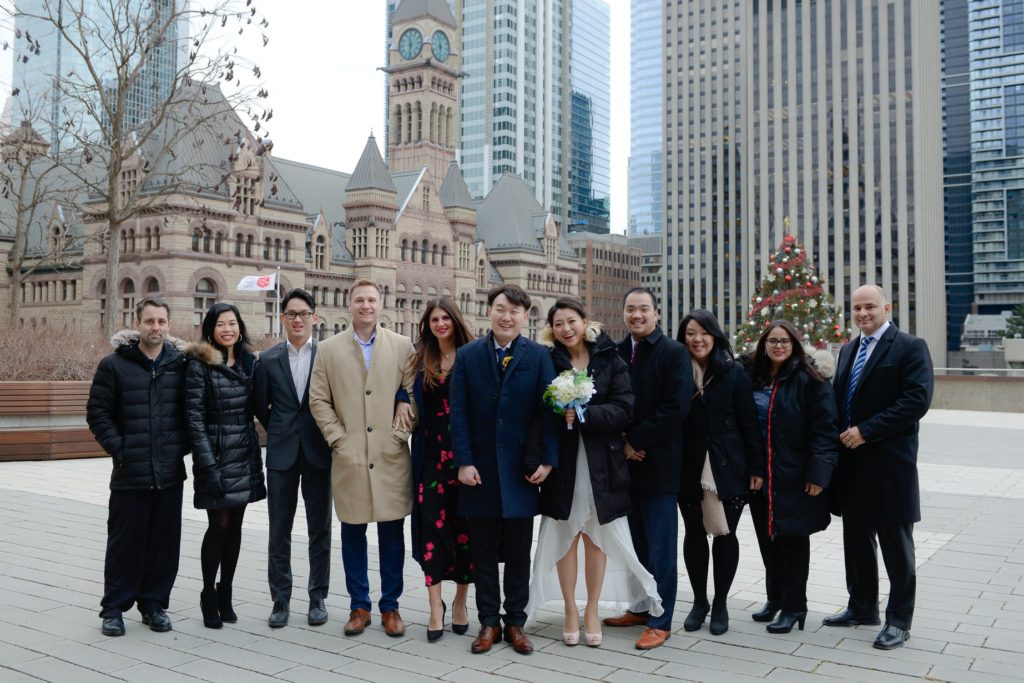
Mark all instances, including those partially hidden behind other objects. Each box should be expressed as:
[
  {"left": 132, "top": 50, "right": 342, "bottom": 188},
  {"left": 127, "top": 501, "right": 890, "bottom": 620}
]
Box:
[{"left": 275, "top": 267, "right": 282, "bottom": 337}]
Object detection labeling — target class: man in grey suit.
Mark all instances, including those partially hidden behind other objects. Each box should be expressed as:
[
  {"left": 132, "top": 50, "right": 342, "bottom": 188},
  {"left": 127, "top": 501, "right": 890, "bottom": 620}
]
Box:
[{"left": 254, "top": 289, "right": 333, "bottom": 628}]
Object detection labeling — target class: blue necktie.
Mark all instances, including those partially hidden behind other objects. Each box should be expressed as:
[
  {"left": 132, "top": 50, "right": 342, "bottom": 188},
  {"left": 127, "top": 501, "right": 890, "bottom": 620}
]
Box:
[{"left": 844, "top": 336, "right": 873, "bottom": 429}]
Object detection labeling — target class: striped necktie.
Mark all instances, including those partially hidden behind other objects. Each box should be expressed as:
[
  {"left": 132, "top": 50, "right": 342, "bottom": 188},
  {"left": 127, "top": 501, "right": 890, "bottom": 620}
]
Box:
[{"left": 844, "top": 335, "right": 873, "bottom": 429}]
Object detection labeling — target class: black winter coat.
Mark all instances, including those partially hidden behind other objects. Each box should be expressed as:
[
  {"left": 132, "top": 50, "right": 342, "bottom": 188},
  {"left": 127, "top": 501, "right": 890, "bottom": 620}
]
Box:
[
  {"left": 185, "top": 343, "right": 267, "bottom": 510},
  {"left": 680, "top": 360, "right": 765, "bottom": 504},
  {"left": 759, "top": 364, "right": 838, "bottom": 537},
  {"left": 617, "top": 327, "right": 693, "bottom": 494},
  {"left": 540, "top": 328, "right": 635, "bottom": 525},
  {"left": 86, "top": 331, "right": 189, "bottom": 491}
]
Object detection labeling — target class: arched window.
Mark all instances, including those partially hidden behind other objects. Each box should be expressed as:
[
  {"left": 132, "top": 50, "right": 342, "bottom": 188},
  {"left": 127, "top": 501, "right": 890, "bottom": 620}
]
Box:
[
  {"left": 411, "top": 240, "right": 419, "bottom": 263},
  {"left": 395, "top": 105, "right": 403, "bottom": 145},
  {"left": 120, "top": 279, "right": 136, "bottom": 327},
  {"left": 415, "top": 101, "right": 423, "bottom": 141},
  {"left": 98, "top": 279, "right": 107, "bottom": 330},
  {"left": 214, "top": 231, "right": 223, "bottom": 254},
  {"left": 284, "top": 240, "right": 291, "bottom": 262},
  {"left": 334, "top": 323, "right": 341, "bottom": 336},
  {"left": 235, "top": 233, "right": 243, "bottom": 256},
  {"left": 441, "top": 244, "right": 448, "bottom": 267},
  {"left": 528, "top": 306, "right": 541, "bottom": 341},
  {"left": 153, "top": 226, "right": 160, "bottom": 251},
  {"left": 405, "top": 103, "right": 413, "bottom": 142},
  {"left": 245, "top": 235, "right": 253, "bottom": 257},
  {"left": 315, "top": 235, "right": 326, "bottom": 270},
  {"left": 429, "top": 103, "right": 437, "bottom": 142},
  {"left": 421, "top": 239, "right": 428, "bottom": 264},
  {"left": 263, "top": 237, "right": 271, "bottom": 260},
  {"left": 144, "top": 277, "right": 160, "bottom": 294},
  {"left": 274, "top": 238, "right": 281, "bottom": 261},
  {"left": 193, "top": 278, "right": 218, "bottom": 326},
  {"left": 334, "top": 288, "right": 341, "bottom": 307},
  {"left": 203, "top": 230, "right": 211, "bottom": 253},
  {"left": 318, "top": 322, "right": 327, "bottom": 341},
  {"left": 431, "top": 244, "right": 439, "bottom": 265},
  {"left": 191, "top": 229, "right": 200, "bottom": 252},
  {"left": 401, "top": 239, "right": 408, "bottom": 261},
  {"left": 144, "top": 227, "right": 152, "bottom": 251}
]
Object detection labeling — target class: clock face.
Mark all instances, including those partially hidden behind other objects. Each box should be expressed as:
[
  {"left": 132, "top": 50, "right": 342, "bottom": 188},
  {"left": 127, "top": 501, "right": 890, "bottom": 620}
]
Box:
[
  {"left": 432, "top": 30, "right": 451, "bottom": 62},
  {"left": 399, "top": 29, "right": 423, "bottom": 60}
]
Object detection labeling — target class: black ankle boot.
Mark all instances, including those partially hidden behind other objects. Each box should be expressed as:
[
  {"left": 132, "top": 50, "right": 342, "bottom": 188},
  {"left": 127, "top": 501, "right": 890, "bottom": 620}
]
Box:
[
  {"left": 683, "top": 600, "right": 710, "bottom": 632},
  {"left": 752, "top": 601, "right": 779, "bottom": 623},
  {"left": 709, "top": 599, "right": 729, "bottom": 635},
  {"left": 200, "top": 588, "right": 223, "bottom": 629},
  {"left": 216, "top": 583, "right": 237, "bottom": 623},
  {"left": 767, "top": 611, "right": 807, "bottom": 634}
]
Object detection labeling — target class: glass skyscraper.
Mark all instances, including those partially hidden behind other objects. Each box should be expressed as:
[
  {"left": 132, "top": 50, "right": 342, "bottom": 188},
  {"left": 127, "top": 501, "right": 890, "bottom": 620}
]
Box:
[
  {"left": 568, "top": 0, "right": 610, "bottom": 234},
  {"left": 628, "top": 0, "right": 664, "bottom": 236}
]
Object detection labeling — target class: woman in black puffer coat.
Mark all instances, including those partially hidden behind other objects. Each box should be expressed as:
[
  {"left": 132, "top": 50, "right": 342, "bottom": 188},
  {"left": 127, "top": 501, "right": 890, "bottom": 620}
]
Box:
[
  {"left": 747, "top": 320, "right": 838, "bottom": 635},
  {"left": 185, "top": 302, "right": 266, "bottom": 629}
]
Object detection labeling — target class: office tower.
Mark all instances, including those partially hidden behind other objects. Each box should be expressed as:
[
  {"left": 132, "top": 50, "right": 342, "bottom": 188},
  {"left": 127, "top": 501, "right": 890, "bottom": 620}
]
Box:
[
  {"left": 628, "top": 0, "right": 664, "bottom": 236},
  {"left": 568, "top": 0, "right": 611, "bottom": 234},
  {"left": 969, "top": 0, "right": 1024, "bottom": 318},
  {"left": 12, "top": 0, "right": 186, "bottom": 151},
  {"left": 663, "top": 0, "right": 945, "bottom": 363}
]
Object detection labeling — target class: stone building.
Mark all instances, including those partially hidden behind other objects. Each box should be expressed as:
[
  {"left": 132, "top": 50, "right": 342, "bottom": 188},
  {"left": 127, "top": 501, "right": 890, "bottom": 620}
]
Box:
[
  {"left": 0, "top": 0, "right": 578, "bottom": 340},
  {"left": 568, "top": 233, "right": 641, "bottom": 341}
]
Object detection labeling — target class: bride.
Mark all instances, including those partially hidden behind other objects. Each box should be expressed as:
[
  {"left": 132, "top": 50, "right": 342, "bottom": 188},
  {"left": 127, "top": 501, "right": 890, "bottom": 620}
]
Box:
[{"left": 526, "top": 297, "right": 662, "bottom": 647}]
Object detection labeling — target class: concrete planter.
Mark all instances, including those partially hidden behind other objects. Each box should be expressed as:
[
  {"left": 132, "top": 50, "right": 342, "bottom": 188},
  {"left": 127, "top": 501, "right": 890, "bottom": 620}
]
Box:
[{"left": 0, "top": 381, "right": 105, "bottom": 461}]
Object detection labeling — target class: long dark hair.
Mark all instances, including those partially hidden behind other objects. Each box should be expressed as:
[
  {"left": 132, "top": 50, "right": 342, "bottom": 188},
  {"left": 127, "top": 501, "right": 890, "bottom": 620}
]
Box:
[
  {"left": 414, "top": 297, "right": 474, "bottom": 388},
  {"left": 676, "top": 309, "right": 733, "bottom": 379},
  {"left": 750, "top": 319, "right": 824, "bottom": 389},
  {"left": 201, "top": 302, "right": 252, "bottom": 362}
]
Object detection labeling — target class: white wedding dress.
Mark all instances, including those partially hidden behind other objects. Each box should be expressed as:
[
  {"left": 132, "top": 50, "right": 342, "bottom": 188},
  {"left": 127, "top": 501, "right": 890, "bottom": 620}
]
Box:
[{"left": 526, "top": 439, "right": 663, "bottom": 621}]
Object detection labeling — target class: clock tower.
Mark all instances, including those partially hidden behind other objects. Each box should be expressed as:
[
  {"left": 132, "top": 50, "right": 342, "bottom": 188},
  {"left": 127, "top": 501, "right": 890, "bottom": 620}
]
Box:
[{"left": 386, "top": 0, "right": 461, "bottom": 182}]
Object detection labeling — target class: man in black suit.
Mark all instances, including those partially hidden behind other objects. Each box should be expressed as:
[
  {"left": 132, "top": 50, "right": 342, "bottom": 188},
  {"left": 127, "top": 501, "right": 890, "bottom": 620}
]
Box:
[
  {"left": 253, "top": 289, "right": 333, "bottom": 629},
  {"left": 826, "top": 284, "right": 933, "bottom": 650},
  {"left": 603, "top": 287, "right": 692, "bottom": 650}
]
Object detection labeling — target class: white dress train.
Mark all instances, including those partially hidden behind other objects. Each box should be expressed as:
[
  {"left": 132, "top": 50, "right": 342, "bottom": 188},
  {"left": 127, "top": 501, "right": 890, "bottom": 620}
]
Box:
[{"left": 526, "top": 439, "right": 663, "bottom": 622}]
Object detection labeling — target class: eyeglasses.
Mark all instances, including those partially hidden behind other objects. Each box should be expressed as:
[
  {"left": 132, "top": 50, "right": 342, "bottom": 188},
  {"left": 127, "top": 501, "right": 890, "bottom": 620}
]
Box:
[
  {"left": 283, "top": 311, "right": 313, "bottom": 320},
  {"left": 766, "top": 338, "right": 793, "bottom": 347}
]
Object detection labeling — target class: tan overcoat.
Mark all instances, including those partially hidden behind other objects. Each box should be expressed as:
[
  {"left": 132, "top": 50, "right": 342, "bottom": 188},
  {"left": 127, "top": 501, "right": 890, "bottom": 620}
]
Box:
[{"left": 309, "top": 325, "right": 417, "bottom": 524}]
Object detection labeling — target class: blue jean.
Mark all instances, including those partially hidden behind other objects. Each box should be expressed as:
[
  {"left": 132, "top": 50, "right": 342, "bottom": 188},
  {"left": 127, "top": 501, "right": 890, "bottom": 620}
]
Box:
[
  {"left": 340, "top": 519, "right": 405, "bottom": 612},
  {"left": 627, "top": 492, "right": 678, "bottom": 630}
]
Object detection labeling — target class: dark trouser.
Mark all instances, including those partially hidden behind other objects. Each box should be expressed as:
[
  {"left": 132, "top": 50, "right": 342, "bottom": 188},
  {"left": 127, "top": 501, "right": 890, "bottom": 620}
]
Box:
[
  {"left": 341, "top": 519, "right": 404, "bottom": 612},
  {"left": 842, "top": 516, "right": 916, "bottom": 629},
  {"left": 467, "top": 517, "right": 533, "bottom": 627},
  {"left": 100, "top": 484, "right": 183, "bottom": 618},
  {"left": 627, "top": 493, "right": 678, "bottom": 630},
  {"left": 679, "top": 500, "right": 743, "bottom": 606},
  {"left": 749, "top": 494, "right": 781, "bottom": 604},
  {"left": 267, "top": 452, "right": 332, "bottom": 603},
  {"left": 750, "top": 494, "right": 812, "bottom": 612}
]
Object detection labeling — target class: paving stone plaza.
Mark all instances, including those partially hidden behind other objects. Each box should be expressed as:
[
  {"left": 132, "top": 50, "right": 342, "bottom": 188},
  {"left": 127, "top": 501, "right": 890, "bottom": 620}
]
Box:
[{"left": 1, "top": 408, "right": 1023, "bottom": 682}]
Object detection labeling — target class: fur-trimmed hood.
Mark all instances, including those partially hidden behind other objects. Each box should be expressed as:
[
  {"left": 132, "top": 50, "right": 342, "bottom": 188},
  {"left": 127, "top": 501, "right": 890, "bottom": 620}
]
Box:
[
  {"left": 184, "top": 341, "right": 224, "bottom": 366},
  {"left": 539, "top": 320, "right": 603, "bottom": 348},
  {"left": 807, "top": 347, "right": 836, "bottom": 380},
  {"left": 110, "top": 329, "right": 188, "bottom": 352}
]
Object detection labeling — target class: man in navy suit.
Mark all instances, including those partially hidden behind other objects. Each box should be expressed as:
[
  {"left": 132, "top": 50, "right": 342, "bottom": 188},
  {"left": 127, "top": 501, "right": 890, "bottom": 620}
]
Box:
[
  {"left": 825, "top": 285, "right": 933, "bottom": 650},
  {"left": 450, "top": 284, "right": 559, "bottom": 655},
  {"left": 253, "top": 289, "right": 333, "bottom": 629}
]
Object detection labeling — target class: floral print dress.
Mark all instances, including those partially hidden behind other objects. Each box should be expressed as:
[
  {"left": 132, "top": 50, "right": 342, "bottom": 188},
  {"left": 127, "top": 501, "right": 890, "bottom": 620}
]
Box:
[{"left": 417, "top": 373, "right": 473, "bottom": 586}]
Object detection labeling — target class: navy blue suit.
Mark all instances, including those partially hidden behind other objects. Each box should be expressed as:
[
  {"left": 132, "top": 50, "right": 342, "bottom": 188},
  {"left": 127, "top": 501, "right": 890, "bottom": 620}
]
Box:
[
  {"left": 253, "top": 339, "right": 333, "bottom": 604},
  {"left": 450, "top": 333, "right": 558, "bottom": 626},
  {"left": 833, "top": 324, "right": 933, "bottom": 629}
]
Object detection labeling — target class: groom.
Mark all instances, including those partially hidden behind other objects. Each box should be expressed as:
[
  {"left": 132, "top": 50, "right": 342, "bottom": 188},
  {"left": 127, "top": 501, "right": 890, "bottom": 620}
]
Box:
[{"left": 450, "top": 284, "right": 559, "bottom": 655}]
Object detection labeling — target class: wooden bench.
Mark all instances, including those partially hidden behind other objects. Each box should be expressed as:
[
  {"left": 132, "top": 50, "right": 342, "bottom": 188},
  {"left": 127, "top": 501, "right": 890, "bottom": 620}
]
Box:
[
  {"left": 0, "top": 381, "right": 91, "bottom": 416},
  {"left": 0, "top": 382, "right": 104, "bottom": 461},
  {"left": 0, "top": 427, "right": 105, "bottom": 461}
]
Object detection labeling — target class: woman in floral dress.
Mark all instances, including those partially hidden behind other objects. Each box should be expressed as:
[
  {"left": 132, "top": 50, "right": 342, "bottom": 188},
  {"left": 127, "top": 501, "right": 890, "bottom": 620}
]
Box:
[{"left": 409, "top": 297, "right": 476, "bottom": 641}]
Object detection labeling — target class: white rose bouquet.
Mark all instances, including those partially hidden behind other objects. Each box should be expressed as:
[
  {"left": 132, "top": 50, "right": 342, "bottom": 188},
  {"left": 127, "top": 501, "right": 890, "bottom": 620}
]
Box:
[{"left": 543, "top": 369, "right": 597, "bottom": 431}]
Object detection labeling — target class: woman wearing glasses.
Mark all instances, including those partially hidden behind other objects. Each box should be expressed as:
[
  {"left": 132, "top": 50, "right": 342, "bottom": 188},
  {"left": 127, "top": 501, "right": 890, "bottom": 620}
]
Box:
[
  {"left": 185, "top": 303, "right": 266, "bottom": 628},
  {"left": 676, "top": 310, "right": 764, "bottom": 636},
  {"left": 747, "top": 321, "right": 838, "bottom": 634}
]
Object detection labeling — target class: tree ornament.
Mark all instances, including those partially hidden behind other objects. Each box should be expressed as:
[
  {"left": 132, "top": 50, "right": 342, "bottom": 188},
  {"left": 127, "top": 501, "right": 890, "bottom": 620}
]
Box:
[{"left": 785, "top": 274, "right": 792, "bottom": 282}]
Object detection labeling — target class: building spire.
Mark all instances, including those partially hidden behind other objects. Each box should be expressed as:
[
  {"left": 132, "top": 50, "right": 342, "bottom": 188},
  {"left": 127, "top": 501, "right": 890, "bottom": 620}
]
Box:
[{"left": 348, "top": 133, "right": 395, "bottom": 193}]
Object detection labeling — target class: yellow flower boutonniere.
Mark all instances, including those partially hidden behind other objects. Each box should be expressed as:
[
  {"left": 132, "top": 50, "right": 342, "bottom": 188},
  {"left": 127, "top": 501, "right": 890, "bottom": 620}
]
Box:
[{"left": 502, "top": 354, "right": 513, "bottom": 369}]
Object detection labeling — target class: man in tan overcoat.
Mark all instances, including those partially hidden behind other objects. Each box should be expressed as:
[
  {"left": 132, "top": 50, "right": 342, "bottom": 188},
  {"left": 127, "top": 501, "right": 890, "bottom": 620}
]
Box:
[{"left": 310, "top": 279, "right": 416, "bottom": 638}]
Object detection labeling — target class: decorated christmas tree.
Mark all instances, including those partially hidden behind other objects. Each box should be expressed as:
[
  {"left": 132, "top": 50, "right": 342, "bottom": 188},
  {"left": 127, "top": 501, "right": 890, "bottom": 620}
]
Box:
[{"left": 735, "top": 228, "right": 847, "bottom": 352}]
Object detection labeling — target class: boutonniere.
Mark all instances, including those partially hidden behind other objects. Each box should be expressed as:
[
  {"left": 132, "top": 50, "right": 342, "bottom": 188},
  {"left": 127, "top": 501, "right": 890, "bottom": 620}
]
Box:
[{"left": 502, "top": 354, "right": 513, "bottom": 369}]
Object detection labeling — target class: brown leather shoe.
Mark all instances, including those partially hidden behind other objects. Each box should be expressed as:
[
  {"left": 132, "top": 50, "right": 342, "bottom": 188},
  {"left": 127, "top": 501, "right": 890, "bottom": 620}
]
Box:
[
  {"left": 381, "top": 609, "right": 406, "bottom": 637},
  {"left": 471, "top": 625, "right": 503, "bottom": 654},
  {"left": 503, "top": 625, "right": 534, "bottom": 654},
  {"left": 343, "top": 608, "right": 371, "bottom": 636},
  {"left": 603, "top": 611, "right": 650, "bottom": 628},
  {"left": 635, "top": 627, "right": 671, "bottom": 650}
]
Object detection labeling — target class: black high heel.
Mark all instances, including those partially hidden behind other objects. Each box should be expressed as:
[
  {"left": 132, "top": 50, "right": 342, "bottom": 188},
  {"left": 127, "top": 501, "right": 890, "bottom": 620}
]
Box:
[
  {"left": 427, "top": 601, "right": 447, "bottom": 642},
  {"left": 709, "top": 599, "right": 729, "bottom": 636},
  {"left": 752, "top": 601, "right": 779, "bottom": 623},
  {"left": 683, "top": 600, "right": 711, "bottom": 632},
  {"left": 767, "top": 610, "right": 807, "bottom": 634},
  {"left": 200, "top": 588, "right": 223, "bottom": 629}
]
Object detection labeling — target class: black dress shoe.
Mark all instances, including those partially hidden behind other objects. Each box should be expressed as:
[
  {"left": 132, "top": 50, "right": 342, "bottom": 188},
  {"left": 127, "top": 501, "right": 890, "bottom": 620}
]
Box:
[
  {"left": 101, "top": 616, "right": 125, "bottom": 637},
  {"left": 766, "top": 611, "right": 806, "bottom": 634},
  {"left": 709, "top": 600, "right": 729, "bottom": 636},
  {"left": 752, "top": 601, "right": 779, "bottom": 623},
  {"left": 268, "top": 600, "right": 289, "bottom": 628},
  {"left": 141, "top": 609, "right": 172, "bottom": 633},
  {"left": 683, "top": 600, "right": 710, "bottom": 632},
  {"left": 873, "top": 624, "right": 910, "bottom": 650},
  {"left": 307, "top": 598, "right": 327, "bottom": 626},
  {"left": 216, "top": 583, "right": 237, "bottom": 623},
  {"left": 822, "top": 608, "right": 881, "bottom": 627},
  {"left": 427, "top": 601, "right": 446, "bottom": 642}
]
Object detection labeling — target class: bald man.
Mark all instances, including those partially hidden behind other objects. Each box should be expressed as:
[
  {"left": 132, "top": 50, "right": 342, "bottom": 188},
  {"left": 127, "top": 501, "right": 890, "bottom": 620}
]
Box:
[{"left": 825, "top": 285, "right": 933, "bottom": 650}]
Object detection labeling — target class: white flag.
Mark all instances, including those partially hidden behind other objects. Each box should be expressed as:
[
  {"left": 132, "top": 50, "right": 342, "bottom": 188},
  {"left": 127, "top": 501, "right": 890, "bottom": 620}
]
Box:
[{"left": 236, "top": 273, "right": 277, "bottom": 291}]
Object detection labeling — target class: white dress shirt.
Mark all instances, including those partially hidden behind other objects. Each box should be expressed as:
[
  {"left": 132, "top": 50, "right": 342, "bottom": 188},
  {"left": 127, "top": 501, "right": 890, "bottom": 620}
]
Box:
[
  {"left": 287, "top": 335, "right": 314, "bottom": 401},
  {"left": 859, "top": 320, "right": 891, "bottom": 364}
]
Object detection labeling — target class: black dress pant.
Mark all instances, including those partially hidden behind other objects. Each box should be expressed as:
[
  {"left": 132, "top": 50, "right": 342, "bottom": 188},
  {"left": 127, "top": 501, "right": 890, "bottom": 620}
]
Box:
[
  {"left": 750, "top": 494, "right": 812, "bottom": 612},
  {"left": 842, "top": 516, "right": 916, "bottom": 629},
  {"left": 100, "top": 484, "right": 183, "bottom": 618},
  {"left": 267, "top": 450, "right": 333, "bottom": 603},
  {"left": 750, "top": 494, "right": 781, "bottom": 605},
  {"left": 468, "top": 517, "right": 533, "bottom": 627}
]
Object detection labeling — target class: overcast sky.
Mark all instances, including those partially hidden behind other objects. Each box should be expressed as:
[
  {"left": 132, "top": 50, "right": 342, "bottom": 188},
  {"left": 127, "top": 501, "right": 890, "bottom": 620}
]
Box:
[{"left": 1, "top": 1, "right": 630, "bottom": 232}]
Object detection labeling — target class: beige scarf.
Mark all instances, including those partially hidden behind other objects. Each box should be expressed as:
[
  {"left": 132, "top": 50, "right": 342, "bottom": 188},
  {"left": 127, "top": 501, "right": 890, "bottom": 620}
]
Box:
[{"left": 693, "top": 360, "right": 730, "bottom": 537}]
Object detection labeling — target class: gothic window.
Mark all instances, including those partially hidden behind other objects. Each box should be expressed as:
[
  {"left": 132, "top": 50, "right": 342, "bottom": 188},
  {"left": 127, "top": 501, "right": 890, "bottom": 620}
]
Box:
[
  {"left": 284, "top": 240, "right": 291, "bottom": 262},
  {"left": 415, "top": 101, "right": 423, "bottom": 142},
  {"left": 431, "top": 244, "right": 438, "bottom": 265},
  {"left": 395, "top": 105, "right": 404, "bottom": 145},
  {"left": 334, "top": 288, "right": 341, "bottom": 307},
  {"left": 194, "top": 278, "right": 218, "bottom": 326},
  {"left": 245, "top": 235, "right": 253, "bottom": 257},
  {"left": 153, "top": 226, "right": 160, "bottom": 251},
  {"left": 315, "top": 235, "right": 326, "bottom": 269},
  {"left": 192, "top": 229, "right": 200, "bottom": 252},
  {"left": 214, "top": 231, "right": 223, "bottom": 255},
  {"left": 441, "top": 244, "right": 448, "bottom": 267},
  {"left": 263, "top": 237, "right": 271, "bottom": 260},
  {"left": 411, "top": 240, "right": 419, "bottom": 262},
  {"left": 401, "top": 238, "right": 408, "bottom": 260},
  {"left": 274, "top": 238, "right": 281, "bottom": 261},
  {"left": 235, "top": 233, "right": 243, "bottom": 256},
  {"left": 203, "top": 230, "right": 211, "bottom": 253},
  {"left": 405, "top": 103, "right": 413, "bottom": 142},
  {"left": 120, "top": 279, "right": 136, "bottom": 327},
  {"left": 430, "top": 103, "right": 437, "bottom": 142},
  {"left": 421, "top": 239, "right": 428, "bottom": 264},
  {"left": 144, "top": 277, "right": 160, "bottom": 294}
]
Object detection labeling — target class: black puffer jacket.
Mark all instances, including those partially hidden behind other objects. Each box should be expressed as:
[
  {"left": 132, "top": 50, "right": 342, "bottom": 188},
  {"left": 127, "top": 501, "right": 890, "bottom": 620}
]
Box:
[
  {"left": 87, "top": 331, "right": 189, "bottom": 491},
  {"left": 184, "top": 342, "right": 266, "bottom": 510},
  {"left": 540, "top": 326, "right": 635, "bottom": 525},
  {"left": 759, "top": 363, "right": 838, "bottom": 537}
]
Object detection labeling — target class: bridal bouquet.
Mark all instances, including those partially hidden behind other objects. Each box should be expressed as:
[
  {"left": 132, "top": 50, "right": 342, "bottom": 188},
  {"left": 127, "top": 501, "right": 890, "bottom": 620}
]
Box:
[{"left": 543, "top": 369, "right": 597, "bottom": 431}]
